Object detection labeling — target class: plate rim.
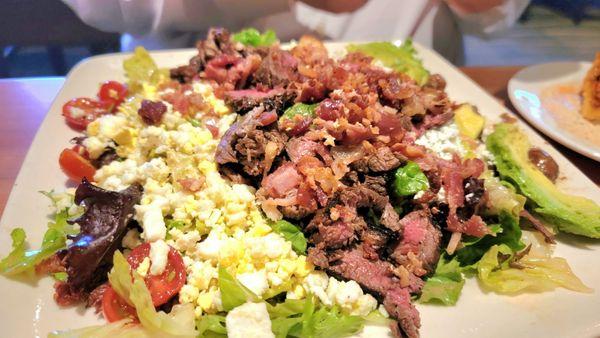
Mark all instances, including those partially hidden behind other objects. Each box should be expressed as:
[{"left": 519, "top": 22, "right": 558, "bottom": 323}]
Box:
[{"left": 507, "top": 61, "right": 600, "bottom": 162}]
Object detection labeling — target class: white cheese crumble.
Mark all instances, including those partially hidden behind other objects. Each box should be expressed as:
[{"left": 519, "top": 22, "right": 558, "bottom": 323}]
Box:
[
  {"left": 225, "top": 302, "right": 275, "bottom": 338},
  {"left": 415, "top": 122, "right": 466, "bottom": 161},
  {"left": 149, "top": 240, "right": 170, "bottom": 275}
]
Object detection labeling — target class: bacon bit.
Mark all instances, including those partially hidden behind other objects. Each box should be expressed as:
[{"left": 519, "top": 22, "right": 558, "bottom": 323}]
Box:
[
  {"left": 35, "top": 253, "right": 65, "bottom": 275},
  {"left": 258, "top": 110, "right": 278, "bottom": 126},
  {"left": 205, "top": 122, "right": 220, "bottom": 138},
  {"left": 446, "top": 232, "right": 462, "bottom": 255},
  {"left": 88, "top": 283, "right": 109, "bottom": 313},
  {"left": 520, "top": 209, "right": 556, "bottom": 243},
  {"left": 178, "top": 177, "right": 205, "bottom": 192},
  {"left": 54, "top": 282, "right": 86, "bottom": 306},
  {"left": 393, "top": 265, "right": 411, "bottom": 288},
  {"left": 262, "top": 162, "right": 302, "bottom": 197},
  {"left": 138, "top": 100, "right": 167, "bottom": 125},
  {"left": 262, "top": 141, "right": 279, "bottom": 178}
]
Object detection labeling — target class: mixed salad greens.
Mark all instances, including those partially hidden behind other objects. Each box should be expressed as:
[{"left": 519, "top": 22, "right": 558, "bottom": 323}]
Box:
[{"left": 0, "top": 28, "right": 599, "bottom": 338}]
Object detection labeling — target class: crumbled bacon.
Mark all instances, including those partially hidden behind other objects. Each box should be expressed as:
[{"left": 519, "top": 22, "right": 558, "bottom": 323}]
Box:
[{"left": 138, "top": 100, "right": 167, "bottom": 125}]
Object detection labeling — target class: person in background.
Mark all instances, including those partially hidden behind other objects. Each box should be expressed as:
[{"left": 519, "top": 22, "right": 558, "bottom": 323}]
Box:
[{"left": 63, "top": 0, "right": 529, "bottom": 64}]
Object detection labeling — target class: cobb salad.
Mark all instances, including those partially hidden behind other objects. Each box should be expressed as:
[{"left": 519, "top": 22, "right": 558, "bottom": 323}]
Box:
[{"left": 1, "top": 28, "right": 599, "bottom": 338}]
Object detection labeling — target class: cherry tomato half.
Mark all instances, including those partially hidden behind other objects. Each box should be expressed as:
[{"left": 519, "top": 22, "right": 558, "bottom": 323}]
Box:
[
  {"left": 127, "top": 243, "right": 186, "bottom": 306},
  {"left": 102, "top": 286, "right": 138, "bottom": 323},
  {"left": 98, "top": 81, "right": 128, "bottom": 110},
  {"left": 58, "top": 148, "right": 96, "bottom": 183},
  {"left": 62, "top": 97, "right": 112, "bottom": 131}
]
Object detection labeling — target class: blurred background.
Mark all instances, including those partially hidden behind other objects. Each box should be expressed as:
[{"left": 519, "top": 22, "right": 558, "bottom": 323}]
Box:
[{"left": 0, "top": 0, "right": 598, "bottom": 78}]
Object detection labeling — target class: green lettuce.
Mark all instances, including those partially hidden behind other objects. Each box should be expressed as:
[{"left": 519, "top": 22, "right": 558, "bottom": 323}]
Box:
[
  {"left": 280, "top": 103, "right": 318, "bottom": 122},
  {"left": 232, "top": 28, "right": 278, "bottom": 47},
  {"left": 270, "top": 220, "right": 307, "bottom": 254},
  {"left": 482, "top": 173, "right": 526, "bottom": 218},
  {"left": 0, "top": 208, "right": 76, "bottom": 276},
  {"left": 347, "top": 40, "right": 429, "bottom": 85},
  {"left": 218, "top": 266, "right": 259, "bottom": 311},
  {"left": 477, "top": 244, "right": 592, "bottom": 294},
  {"left": 196, "top": 315, "right": 227, "bottom": 338},
  {"left": 109, "top": 251, "right": 197, "bottom": 337},
  {"left": 123, "top": 47, "right": 168, "bottom": 93},
  {"left": 419, "top": 255, "right": 465, "bottom": 305},
  {"left": 393, "top": 161, "right": 429, "bottom": 196},
  {"left": 50, "top": 252, "right": 197, "bottom": 338},
  {"left": 455, "top": 211, "right": 525, "bottom": 266}
]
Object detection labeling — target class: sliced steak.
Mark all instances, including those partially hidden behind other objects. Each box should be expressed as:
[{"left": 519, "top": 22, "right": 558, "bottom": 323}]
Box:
[
  {"left": 225, "top": 88, "right": 296, "bottom": 114},
  {"left": 309, "top": 245, "right": 422, "bottom": 338},
  {"left": 215, "top": 106, "right": 288, "bottom": 177},
  {"left": 253, "top": 47, "right": 299, "bottom": 87},
  {"left": 390, "top": 211, "right": 441, "bottom": 274}
]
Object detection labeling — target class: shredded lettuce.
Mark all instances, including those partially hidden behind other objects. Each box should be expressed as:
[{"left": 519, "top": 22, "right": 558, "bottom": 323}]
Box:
[
  {"left": 347, "top": 40, "right": 429, "bottom": 85},
  {"left": 123, "top": 47, "right": 168, "bottom": 93},
  {"left": 0, "top": 208, "right": 76, "bottom": 276},
  {"left": 393, "top": 161, "right": 429, "bottom": 196},
  {"left": 218, "top": 266, "right": 260, "bottom": 311},
  {"left": 419, "top": 255, "right": 465, "bottom": 305},
  {"left": 232, "top": 28, "right": 278, "bottom": 47},
  {"left": 477, "top": 244, "right": 592, "bottom": 294},
  {"left": 270, "top": 220, "right": 308, "bottom": 254}
]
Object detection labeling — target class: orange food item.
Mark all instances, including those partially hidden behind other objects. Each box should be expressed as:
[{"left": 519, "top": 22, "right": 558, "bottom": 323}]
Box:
[{"left": 581, "top": 52, "right": 600, "bottom": 121}]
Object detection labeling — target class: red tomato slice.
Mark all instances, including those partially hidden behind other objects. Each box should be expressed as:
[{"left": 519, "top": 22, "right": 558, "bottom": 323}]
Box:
[
  {"left": 58, "top": 148, "right": 96, "bottom": 183},
  {"left": 102, "top": 286, "right": 138, "bottom": 323},
  {"left": 127, "top": 243, "right": 186, "bottom": 306},
  {"left": 98, "top": 81, "right": 128, "bottom": 110},
  {"left": 62, "top": 97, "right": 112, "bottom": 131}
]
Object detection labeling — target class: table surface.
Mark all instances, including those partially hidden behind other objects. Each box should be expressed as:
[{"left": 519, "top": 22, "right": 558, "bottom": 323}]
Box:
[{"left": 0, "top": 67, "right": 597, "bottom": 215}]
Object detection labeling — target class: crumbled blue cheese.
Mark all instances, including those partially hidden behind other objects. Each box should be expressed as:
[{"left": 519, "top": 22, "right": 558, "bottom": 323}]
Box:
[
  {"left": 415, "top": 122, "right": 466, "bottom": 161},
  {"left": 225, "top": 302, "right": 275, "bottom": 338}
]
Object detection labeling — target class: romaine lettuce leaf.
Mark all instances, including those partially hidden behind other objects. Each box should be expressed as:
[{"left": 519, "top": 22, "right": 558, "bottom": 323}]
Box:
[
  {"left": 196, "top": 315, "right": 227, "bottom": 338},
  {"left": 477, "top": 244, "right": 592, "bottom": 294},
  {"left": 218, "top": 266, "right": 259, "bottom": 311},
  {"left": 347, "top": 40, "right": 429, "bottom": 85},
  {"left": 270, "top": 220, "right": 307, "bottom": 254},
  {"left": 455, "top": 211, "right": 525, "bottom": 266},
  {"left": 0, "top": 208, "right": 75, "bottom": 276},
  {"left": 393, "top": 161, "right": 429, "bottom": 196},
  {"left": 419, "top": 255, "right": 465, "bottom": 305},
  {"left": 123, "top": 47, "right": 168, "bottom": 93},
  {"left": 483, "top": 173, "right": 526, "bottom": 218},
  {"left": 232, "top": 28, "right": 278, "bottom": 47}
]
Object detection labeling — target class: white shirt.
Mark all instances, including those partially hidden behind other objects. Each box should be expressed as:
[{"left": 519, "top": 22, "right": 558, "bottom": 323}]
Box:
[{"left": 63, "top": 0, "right": 529, "bottom": 63}]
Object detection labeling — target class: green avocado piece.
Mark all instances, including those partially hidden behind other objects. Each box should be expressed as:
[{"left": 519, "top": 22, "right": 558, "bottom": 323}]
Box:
[{"left": 486, "top": 123, "right": 600, "bottom": 238}]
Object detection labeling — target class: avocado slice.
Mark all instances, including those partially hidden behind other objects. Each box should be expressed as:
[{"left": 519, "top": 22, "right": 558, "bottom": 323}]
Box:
[{"left": 486, "top": 123, "right": 600, "bottom": 238}]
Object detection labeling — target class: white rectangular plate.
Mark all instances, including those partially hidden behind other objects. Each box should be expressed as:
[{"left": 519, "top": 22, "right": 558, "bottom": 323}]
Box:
[{"left": 1, "top": 43, "right": 599, "bottom": 338}]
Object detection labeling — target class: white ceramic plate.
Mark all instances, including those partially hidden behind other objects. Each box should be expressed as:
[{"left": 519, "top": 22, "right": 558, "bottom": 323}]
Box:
[
  {"left": 508, "top": 61, "right": 600, "bottom": 161},
  {"left": 1, "top": 44, "right": 599, "bottom": 338}
]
